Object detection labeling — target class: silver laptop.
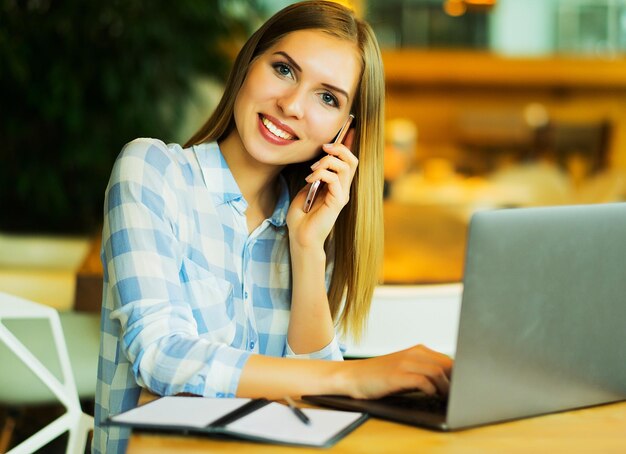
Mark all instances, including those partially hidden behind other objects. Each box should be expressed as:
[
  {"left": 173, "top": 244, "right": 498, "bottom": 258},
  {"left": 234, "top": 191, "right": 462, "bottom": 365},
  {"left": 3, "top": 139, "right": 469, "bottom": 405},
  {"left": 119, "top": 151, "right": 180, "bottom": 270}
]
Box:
[{"left": 305, "top": 203, "right": 626, "bottom": 430}]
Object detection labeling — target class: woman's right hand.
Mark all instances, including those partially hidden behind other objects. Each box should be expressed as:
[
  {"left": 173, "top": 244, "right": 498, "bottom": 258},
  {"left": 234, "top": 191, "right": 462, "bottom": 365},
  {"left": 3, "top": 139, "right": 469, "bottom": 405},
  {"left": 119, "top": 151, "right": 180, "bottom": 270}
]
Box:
[{"left": 341, "top": 344, "right": 454, "bottom": 399}]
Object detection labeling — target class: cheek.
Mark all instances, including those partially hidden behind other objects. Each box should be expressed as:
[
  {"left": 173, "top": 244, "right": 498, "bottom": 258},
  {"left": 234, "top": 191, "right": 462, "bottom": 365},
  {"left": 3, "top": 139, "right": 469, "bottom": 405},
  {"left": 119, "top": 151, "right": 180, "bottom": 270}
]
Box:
[
  {"left": 236, "top": 70, "right": 266, "bottom": 113},
  {"left": 306, "top": 112, "right": 340, "bottom": 145},
  {"left": 298, "top": 118, "right": 340, "bottom": 162},
  {"left": 244, "top": 67, "right": 283, "bottom": 104}
]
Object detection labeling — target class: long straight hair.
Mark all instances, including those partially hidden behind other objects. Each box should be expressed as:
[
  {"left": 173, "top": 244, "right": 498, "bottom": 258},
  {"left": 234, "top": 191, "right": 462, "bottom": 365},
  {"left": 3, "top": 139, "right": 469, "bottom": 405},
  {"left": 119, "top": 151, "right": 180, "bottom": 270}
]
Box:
[{"left": 185, "top": 0, "right": 384, "bottom": 340}]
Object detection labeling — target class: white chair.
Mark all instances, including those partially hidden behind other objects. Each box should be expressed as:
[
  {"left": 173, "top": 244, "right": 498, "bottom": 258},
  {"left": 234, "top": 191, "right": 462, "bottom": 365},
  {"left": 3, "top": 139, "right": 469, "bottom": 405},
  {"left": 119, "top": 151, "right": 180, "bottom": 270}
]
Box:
[{"left": 0, "top": 292, "right": 96, "bottom": 454}]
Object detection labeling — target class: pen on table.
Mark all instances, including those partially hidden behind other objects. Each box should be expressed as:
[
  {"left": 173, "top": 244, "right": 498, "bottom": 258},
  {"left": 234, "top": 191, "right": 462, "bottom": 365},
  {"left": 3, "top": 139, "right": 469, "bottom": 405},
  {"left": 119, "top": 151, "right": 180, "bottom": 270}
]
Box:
[{"left": 284, "top": 396, "right": 311, "bottom": 425}]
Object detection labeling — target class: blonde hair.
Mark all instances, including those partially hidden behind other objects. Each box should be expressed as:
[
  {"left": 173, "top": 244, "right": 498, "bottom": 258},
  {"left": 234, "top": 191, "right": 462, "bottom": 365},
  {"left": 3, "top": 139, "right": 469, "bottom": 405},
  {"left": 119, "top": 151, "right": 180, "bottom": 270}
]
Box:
[{"left": 184, "top": 0, "right": 384, "bottom": 340}]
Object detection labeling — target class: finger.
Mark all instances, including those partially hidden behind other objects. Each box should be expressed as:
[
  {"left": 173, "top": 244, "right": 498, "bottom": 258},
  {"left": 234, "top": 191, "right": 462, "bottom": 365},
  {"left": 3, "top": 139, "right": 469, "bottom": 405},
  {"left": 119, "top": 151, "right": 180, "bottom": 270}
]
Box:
[
  {"left": 321, "top": 142, "right": 359, "bottom": 170},
  {"left": 405, "top": 374, "right": 438, "bottom": 396},
  {"left": 305, "top": 169, "right": 341, "bottom": 191},
  {"left": 396, "top": 345, "right": 453, "bottom": 395},
  {"left": 406, "top": 362, "right": 451, "bottom": 396},
  {"left": 322, "top": 142, "right": 359, "bottom": 171},
  {"left": 305, "top": 170, "right": 346, "bottom": 206},
  {"left": 315, "top": 155, "right": 356, "bottom": 193},
  {"left": 428, "top": 367, "right": 451, "bottom": 396},
  {"left": 311, "top": 154, "right": 351, "bottom": 179},
  {"left": 410, "top": 345, "right": 454, "bottom": 377}
]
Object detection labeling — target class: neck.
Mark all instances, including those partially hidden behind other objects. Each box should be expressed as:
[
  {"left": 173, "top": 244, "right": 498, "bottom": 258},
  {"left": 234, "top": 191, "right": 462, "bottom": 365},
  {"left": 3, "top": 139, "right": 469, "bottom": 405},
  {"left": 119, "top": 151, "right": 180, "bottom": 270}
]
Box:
[{"left": 218, "top": 132, "right": 283, "bottom": 220}]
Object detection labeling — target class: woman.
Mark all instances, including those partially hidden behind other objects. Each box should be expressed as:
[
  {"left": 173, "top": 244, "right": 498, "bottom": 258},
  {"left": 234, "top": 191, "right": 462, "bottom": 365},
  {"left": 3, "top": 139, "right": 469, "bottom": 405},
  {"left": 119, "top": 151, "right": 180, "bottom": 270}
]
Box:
[{"left": 94, "top": 1, "right": 452, "bottom": 452}]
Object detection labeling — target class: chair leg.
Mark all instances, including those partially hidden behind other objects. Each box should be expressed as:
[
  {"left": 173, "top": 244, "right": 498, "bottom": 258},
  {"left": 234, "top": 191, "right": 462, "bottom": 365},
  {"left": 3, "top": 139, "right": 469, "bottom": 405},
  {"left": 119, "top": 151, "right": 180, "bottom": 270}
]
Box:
[
  {"left": 6, "top": 412, "right": 71, "bottom": 454},
  {"left": 1, "top": 409, "right": 93, "bottom": 454},
  {"left": 65, "top": 413, "right": 93, "bottom": 454}
]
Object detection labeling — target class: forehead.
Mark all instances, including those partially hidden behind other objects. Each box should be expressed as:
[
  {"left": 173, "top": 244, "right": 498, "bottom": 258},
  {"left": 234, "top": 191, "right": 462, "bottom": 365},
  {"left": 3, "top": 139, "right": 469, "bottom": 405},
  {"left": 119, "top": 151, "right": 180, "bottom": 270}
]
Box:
[{"left": 264, "top": 29, "right": 362, "bottom": 97}]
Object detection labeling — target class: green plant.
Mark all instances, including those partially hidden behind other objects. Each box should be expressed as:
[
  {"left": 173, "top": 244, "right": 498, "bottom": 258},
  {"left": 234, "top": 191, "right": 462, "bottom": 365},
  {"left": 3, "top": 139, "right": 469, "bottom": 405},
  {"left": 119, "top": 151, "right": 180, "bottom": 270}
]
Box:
[{"left": 0, "top": 0, "right": 264, "bottom": 234}]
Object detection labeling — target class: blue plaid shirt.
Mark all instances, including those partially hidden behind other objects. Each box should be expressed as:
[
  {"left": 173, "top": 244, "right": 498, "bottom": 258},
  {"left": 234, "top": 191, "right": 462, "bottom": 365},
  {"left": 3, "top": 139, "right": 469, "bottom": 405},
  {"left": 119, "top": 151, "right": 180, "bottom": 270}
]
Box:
[{"left": 93, "top": 138, "right": 343, "bottom": 453}]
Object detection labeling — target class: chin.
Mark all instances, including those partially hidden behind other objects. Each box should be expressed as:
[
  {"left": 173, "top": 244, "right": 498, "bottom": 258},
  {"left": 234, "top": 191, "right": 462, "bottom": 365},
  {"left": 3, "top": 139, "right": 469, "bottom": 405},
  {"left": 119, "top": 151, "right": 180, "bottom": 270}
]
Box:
[
  {"left": 248, "top": 141, "right": 313, "bottom": 166},
  {"left": 245, "top": 144, "right": 290, "bottom": 167}
]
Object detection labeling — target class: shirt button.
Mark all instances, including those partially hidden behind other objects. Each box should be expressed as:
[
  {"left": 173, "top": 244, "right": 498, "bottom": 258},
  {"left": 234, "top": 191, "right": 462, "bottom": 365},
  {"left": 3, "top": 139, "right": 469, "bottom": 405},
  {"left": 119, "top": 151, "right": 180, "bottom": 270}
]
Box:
[
  {"left": 244, "top": 291, "right": 249, "bottom": 299},
  {"left": 249, "top": 341, "right": 255, "bottom": 350}
]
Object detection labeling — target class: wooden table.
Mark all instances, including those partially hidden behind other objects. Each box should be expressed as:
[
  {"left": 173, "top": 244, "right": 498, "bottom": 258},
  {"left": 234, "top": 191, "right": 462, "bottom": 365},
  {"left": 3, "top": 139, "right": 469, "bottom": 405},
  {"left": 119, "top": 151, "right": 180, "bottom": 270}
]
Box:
[{"left": 128, "top": 400, "right": 626, "bottom": 453}]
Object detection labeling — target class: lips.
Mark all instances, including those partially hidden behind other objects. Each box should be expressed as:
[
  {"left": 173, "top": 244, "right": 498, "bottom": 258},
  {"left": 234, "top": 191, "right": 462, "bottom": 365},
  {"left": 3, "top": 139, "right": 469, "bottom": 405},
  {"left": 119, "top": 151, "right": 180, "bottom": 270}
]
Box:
[{"left": 259, "top": 114, "right": 298, "bottom": 141}]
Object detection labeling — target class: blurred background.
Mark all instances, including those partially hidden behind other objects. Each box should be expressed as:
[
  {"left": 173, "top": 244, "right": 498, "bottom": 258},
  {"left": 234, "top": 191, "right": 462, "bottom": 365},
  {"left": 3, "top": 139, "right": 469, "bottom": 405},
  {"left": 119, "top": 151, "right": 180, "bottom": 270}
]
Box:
[
  {"left": 2, "top": 0, "right": 626, "bottom": 295},
  {"left": 2, "top": 1, "right": 626, "bottom": 450}
]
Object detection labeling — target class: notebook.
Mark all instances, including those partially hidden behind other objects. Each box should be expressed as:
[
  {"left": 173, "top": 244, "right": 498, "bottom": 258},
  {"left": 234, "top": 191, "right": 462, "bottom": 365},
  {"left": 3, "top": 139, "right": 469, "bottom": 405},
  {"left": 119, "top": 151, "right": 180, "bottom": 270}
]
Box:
[
  {"left": 107, "top": 396, "right": 367, "bottom": 448},
  {"left": 305, "top": 203, "right": 626, "bottom": 430}
]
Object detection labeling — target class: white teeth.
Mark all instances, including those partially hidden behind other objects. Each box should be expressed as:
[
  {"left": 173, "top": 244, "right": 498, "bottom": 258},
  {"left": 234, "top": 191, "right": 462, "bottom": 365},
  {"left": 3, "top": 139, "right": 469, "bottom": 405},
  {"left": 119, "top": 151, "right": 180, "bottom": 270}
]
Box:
[{"left": 262, "top": 116, "right": 295, "bottom": 140}]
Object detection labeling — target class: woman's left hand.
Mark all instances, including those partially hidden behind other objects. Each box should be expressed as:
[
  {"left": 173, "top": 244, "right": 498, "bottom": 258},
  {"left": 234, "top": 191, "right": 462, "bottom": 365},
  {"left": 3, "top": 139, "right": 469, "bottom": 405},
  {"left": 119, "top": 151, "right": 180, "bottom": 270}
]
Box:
[{"left": 287, "top": 129, "right": 357, "bottom": 249}]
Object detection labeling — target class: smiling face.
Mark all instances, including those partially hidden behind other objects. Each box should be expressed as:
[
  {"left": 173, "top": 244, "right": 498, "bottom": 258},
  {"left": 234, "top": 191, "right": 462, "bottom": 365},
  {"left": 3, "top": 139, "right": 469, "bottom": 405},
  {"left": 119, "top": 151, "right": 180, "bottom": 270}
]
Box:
[{"left": 229, "top": 29, "right": 361, "bottom": 168}]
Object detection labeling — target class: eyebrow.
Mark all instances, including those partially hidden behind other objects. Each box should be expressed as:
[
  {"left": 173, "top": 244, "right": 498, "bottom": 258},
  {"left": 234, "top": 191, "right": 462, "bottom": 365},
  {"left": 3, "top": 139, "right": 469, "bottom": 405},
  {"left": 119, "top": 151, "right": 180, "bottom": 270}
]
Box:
[{"left": 272, "top": 51, "right": 351, "bottom": 102}]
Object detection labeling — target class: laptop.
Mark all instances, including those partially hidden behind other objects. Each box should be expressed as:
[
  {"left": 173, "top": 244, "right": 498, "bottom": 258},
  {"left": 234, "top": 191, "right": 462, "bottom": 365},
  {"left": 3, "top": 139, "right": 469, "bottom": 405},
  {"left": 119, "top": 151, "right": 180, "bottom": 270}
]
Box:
[{"left": 305, "top": 203, "right": 626, "bottom": 430}]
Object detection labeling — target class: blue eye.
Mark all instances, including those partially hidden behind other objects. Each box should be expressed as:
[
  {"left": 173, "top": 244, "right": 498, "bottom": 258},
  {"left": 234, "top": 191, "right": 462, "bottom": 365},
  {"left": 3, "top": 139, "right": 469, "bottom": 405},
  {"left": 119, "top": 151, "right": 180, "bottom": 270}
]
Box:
[
  {"left": 273, "top": 62, "right": 293, "bottom": 78},
  {"left": 321, "top": 92, "right": 339, "bottom": 108}
]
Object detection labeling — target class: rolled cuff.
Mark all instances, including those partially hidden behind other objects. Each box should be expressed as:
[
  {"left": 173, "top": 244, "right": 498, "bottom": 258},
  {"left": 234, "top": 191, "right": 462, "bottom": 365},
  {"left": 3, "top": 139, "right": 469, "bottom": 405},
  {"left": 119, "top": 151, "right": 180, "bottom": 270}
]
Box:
[{"left": 285, "top": 335, "right": 344, "bottom": 361}]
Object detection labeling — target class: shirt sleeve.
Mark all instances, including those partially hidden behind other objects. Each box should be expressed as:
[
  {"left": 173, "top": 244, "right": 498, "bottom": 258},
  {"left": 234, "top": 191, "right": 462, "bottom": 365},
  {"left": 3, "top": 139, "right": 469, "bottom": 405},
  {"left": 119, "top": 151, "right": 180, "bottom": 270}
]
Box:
[
  {"left": 102, "top": 138, "right": 251, "bottom": 398},
  {"left": 285, "top": 336, "right": 344, "bottom": 360}
]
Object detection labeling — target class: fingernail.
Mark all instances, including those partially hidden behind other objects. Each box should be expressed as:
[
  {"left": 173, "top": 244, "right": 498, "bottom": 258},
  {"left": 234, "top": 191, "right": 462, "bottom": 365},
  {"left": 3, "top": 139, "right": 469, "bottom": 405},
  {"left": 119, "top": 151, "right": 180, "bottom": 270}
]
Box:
[
  {"left": 311, "top": 161, "right": 320, "bottom": 170},
  {"left": 322, "top": 143, "right": 332, "bottom": 150}
]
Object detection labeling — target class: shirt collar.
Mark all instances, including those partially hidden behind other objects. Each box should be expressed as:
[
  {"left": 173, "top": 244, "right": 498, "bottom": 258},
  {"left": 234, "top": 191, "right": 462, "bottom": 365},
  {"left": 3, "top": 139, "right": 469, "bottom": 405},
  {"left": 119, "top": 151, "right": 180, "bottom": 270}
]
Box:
[
  {"left": 193, "top": 142, "right": 289, "bottom": 228},
  {"left": 194, "top": 142, "right": 245, "bottom": 209},
  {"left": 269, "top": 175, "right": 289, "bottom": 228}
]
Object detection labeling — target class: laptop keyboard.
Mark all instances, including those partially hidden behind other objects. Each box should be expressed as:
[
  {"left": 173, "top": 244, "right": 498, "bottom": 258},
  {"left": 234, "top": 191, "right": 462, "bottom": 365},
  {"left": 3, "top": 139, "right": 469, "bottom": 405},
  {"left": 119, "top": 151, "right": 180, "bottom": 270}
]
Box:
[{"left": 377, "top": 392, "right": 448, "bottom": 415}]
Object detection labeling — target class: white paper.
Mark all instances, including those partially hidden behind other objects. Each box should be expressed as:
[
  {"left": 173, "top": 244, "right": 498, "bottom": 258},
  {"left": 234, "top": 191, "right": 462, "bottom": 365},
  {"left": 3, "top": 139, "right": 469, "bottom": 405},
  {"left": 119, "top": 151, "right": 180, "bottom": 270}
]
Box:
[
  {"left": 110, "top": 396, "right": 251, "bottom": 428},
  {"left": 225, "top": 402, "right": 363, "bottom": 446}
]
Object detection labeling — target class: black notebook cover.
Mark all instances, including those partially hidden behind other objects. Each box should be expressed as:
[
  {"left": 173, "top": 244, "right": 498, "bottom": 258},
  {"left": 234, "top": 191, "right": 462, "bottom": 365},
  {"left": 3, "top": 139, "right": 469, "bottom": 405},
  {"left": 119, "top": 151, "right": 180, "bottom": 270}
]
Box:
[{"left": 107, "top": 395, "right": 368, "bottom": 448}]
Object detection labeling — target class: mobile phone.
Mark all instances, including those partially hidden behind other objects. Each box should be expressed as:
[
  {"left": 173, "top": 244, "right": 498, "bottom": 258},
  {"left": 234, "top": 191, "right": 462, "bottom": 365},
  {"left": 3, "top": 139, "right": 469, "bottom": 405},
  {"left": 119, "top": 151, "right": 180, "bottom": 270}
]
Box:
[{"left": 303, "top": 114, "right": 355, "bottom": 213}]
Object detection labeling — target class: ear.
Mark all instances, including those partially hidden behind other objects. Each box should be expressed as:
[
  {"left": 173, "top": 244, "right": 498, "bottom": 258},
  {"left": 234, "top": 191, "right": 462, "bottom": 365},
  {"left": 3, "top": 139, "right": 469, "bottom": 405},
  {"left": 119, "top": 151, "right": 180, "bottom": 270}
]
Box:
[{"left": 343, "top": 128, "right": 355, "bottom": 151}]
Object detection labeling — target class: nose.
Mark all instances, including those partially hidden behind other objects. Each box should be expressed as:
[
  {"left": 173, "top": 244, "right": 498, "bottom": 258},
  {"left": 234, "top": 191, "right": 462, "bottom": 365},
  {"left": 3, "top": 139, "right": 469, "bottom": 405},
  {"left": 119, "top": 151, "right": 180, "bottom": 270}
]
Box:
[{"left": 277, "top": 86, "right": 305, "bottom": 119}]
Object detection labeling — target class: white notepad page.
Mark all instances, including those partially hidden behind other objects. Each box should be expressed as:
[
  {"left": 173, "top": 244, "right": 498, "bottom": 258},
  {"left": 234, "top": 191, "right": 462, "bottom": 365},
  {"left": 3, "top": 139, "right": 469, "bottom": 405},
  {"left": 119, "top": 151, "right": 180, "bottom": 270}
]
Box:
[
  {"left": 225, "top": 402, "right": 364, "bottom": 446},
  {"left": 110, "top": 396, "right": 251, "bottom": 428}
]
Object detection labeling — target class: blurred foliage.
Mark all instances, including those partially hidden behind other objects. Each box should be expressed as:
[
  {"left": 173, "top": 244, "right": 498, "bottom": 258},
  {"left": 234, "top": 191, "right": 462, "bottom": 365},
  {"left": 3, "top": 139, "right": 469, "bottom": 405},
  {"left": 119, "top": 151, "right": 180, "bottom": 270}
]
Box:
[{"left": 0, "top": 0, "right": 265, "bottom": 234}]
